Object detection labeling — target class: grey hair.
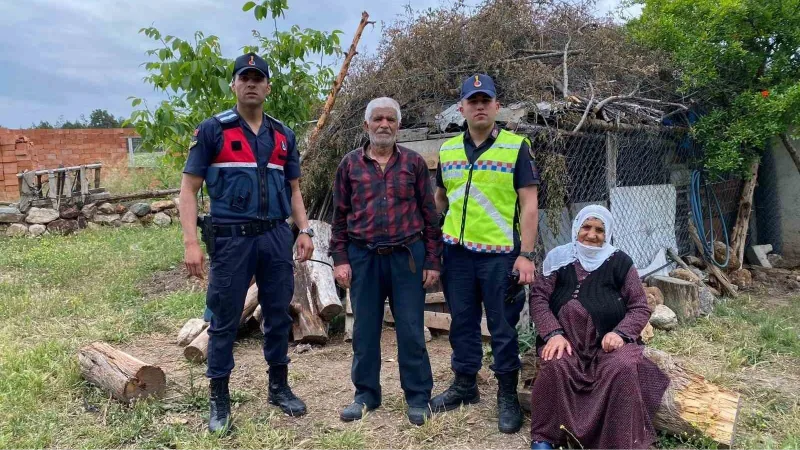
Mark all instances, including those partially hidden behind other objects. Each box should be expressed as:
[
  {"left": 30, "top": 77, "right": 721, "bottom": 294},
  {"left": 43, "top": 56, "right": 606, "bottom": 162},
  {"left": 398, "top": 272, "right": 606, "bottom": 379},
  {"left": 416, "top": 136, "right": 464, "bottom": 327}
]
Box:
[{"left": 364, "top": 97, "right": 402, "bottom": 123}]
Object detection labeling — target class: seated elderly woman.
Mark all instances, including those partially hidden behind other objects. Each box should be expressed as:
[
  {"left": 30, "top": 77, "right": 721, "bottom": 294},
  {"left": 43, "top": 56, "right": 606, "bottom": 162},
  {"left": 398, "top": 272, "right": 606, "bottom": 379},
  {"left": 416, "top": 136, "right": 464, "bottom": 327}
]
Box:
[{"left": 528, "top": 205, "right": 669, "bottom": 450}]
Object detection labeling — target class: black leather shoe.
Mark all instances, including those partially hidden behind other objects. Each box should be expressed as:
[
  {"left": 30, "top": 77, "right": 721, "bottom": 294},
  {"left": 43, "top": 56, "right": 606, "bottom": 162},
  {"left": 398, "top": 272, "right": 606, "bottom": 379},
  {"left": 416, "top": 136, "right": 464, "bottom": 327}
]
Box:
[
  {"left": 267, "top": 365, "right": 307, "bottom": 417},
  {"left": 407, "top": 405, "right": 432, "bottom": 426},
  {"left": 531, "top": 441, "right": 554, "bottom": 449},
  {"left": 209, "top": 376, "right": 232, "bottom": 434},
  {"left": 496, "top": 369, "right": 523, "bottom": 434},
  {"left": 339, "top": 402, "right": 377, "bottom": 422},
  {"left": 430, "top": 372, "right": 480, "bottom": 413}
]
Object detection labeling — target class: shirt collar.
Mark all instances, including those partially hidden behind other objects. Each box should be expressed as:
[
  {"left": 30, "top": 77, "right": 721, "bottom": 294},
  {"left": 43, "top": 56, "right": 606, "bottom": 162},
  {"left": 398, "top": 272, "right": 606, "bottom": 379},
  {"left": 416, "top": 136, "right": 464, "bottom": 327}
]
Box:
[
  {"left": 464, "top": 123, "right": 500, "bottom": 146},
  {"left": 361, "top": 143, "right": 400, "bottom": 161}
]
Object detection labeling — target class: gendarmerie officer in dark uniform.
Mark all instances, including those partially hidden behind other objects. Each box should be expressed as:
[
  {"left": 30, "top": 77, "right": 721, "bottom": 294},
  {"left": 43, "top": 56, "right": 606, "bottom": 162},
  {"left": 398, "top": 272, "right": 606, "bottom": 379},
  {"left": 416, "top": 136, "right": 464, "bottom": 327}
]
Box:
[{"left": 178, "top": 52, "right": 315, "bottom": 434}]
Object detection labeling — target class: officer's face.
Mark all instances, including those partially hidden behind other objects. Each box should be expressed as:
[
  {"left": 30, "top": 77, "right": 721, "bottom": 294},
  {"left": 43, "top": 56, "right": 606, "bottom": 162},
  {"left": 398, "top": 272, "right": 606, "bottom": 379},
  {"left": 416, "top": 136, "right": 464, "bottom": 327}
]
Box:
[
  {"left": 364, "top": 107, "right": 399, "bottom": 148},
  {"left": 233, "top": 70, "right": 271, "bottom": 106},
  {"left": 460, "top": 93, "right": 500, "bottom": 129}
]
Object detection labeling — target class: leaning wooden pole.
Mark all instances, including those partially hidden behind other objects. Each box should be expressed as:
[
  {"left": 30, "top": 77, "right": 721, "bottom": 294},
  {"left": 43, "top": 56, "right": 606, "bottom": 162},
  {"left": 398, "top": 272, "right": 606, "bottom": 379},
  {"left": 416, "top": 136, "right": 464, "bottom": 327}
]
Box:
[
  {"left": 304, "top": 11, "right": 373, "bottom": 155},
  {"left": 728, "top": 160, "right": 759, "bottom": 270}
]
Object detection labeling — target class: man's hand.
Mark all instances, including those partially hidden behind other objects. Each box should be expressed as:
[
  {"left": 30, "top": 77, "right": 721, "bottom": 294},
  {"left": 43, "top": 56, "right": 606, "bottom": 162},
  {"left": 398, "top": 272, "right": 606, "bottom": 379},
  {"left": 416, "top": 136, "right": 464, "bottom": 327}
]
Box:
[
  {"left": 513, "top": 256, "right": 535, "bottom": 285},
  {"left": 185, "top": 241, "right": 206, "bottom": 279},
  {"left": 602, "top": 332, "right": 625, "bottom": 353},
  {"left": 541, "top": 334, "right": 572, "bottom": 361},
  {"left": 422, "top": 269, "right": 440, "bottom": 289},
  {"left": 295, "top": 233, "right": 314, "bottom": 262},
  {"left": 334, "top": 263, "right": 352, "bottom": 288}
]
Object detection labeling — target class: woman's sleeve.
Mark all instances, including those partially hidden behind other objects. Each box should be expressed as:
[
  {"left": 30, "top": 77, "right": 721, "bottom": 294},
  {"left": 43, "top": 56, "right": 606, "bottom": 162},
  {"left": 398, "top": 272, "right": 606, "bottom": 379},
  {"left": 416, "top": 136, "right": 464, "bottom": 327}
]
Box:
[
  {"left": 614, "top": 265, "right": 651, "bottom": 340},
  {"left": 529, "top": 271, "right": 563, "bottom": 339}
]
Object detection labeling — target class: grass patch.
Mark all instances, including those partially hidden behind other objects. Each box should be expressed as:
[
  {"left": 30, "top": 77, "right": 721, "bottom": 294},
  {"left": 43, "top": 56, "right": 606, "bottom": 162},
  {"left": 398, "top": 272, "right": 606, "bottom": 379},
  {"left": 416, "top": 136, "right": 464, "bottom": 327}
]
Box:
[{"left": 309, "top": 424, "right": 368, "bottom": 449}]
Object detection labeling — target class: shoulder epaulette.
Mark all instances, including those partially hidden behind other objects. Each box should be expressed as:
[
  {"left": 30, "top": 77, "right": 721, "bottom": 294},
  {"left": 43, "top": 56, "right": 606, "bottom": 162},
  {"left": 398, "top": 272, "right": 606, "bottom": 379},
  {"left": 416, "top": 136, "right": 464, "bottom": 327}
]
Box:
[{"left": 213, "top": 109, "right": 239, "bottom": 124}]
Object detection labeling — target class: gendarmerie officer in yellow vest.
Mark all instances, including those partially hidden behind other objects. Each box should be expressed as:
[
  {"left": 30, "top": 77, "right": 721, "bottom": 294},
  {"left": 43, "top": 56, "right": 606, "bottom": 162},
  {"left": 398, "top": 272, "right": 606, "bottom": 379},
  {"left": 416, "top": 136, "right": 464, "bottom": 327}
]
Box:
[{"left": 432, "top": 74, "right": 540, "bottom": 433}]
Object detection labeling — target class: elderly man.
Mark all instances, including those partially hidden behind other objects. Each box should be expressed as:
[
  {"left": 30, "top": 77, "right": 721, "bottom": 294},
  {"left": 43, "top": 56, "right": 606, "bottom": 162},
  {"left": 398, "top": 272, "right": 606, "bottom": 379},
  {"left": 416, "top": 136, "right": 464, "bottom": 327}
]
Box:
[{"left": 329, "top": 97, "right": 442, "bottom": 426}]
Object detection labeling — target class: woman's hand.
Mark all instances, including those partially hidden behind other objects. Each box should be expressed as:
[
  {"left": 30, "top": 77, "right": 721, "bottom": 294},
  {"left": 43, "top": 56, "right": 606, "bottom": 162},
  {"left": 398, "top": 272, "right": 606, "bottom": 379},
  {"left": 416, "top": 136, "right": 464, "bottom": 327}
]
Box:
[
  {"left": 602, "top": 332, "right": 625, "bottom": 352},
  {"left": 541, "top": 334, "right": 572, "bottom": 361}
]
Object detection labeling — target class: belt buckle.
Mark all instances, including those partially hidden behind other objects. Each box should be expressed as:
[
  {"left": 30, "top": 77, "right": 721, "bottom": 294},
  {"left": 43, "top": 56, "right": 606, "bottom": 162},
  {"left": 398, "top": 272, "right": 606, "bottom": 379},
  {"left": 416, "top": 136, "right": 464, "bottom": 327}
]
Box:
[{"left": 376, "top": 247, "right": 393, "bottom": 255}]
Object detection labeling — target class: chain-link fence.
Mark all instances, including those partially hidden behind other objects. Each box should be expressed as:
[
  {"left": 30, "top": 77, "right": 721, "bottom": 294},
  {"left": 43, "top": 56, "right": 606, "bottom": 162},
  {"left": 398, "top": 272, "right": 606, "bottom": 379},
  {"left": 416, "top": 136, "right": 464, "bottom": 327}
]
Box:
[{"left": 529, "top": 123, "right": 741, "bottom": 271}]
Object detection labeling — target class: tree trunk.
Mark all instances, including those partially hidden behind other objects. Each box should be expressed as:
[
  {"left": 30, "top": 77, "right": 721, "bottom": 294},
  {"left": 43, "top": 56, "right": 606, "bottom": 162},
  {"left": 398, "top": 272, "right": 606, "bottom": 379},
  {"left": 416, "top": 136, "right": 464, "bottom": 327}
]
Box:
[
  {"left": 649, "top": 276, "right": 700, "bottom": 323},
  {"left": 729, "top": 160, "right": 759, "bottom": 270},
  {"left": 293, "top": 221, "right": 342, "bottom": 321},
  {"left": 184, "top": 284, "right": 259, "bottom": 362},
  {"left": 78, "top": 342, "right": 166, "bottom": 403},
  {"left": 780, "top": 132, "right": 800, "bottom": 174},
  {"left": 177, "top": 318, "right": 208, "bottom": 346},
  {"left": 518, "top": 347, "right": 741, "bottom": 447}
]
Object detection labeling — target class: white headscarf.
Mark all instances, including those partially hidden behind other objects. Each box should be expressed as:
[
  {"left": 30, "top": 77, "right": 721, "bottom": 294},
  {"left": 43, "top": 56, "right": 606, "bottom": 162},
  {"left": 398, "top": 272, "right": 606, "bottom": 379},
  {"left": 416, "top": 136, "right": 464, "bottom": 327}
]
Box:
[{"left": 541, "top": 205, "right": 618, "bottom": 276}]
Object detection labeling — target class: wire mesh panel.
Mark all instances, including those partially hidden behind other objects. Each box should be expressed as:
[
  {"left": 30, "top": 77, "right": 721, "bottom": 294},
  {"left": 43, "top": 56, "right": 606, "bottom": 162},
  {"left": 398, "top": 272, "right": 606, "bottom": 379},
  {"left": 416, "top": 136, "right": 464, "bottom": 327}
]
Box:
[{"left": 531, "top": 123, "right": 737, "bottom": 270}]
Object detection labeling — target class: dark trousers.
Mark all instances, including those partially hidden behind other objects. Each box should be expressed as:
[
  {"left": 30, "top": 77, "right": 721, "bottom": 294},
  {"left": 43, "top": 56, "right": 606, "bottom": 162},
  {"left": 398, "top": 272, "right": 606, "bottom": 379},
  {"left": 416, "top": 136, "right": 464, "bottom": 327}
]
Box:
[
  {"left": 205, "top": 222, "right": 295, "bottom": 379},
  {"left": 347, "top": 240, "right": 433, "bottom": 409},
  {"left": 441, "top": 244, "right": 524, "bottom": 376}
]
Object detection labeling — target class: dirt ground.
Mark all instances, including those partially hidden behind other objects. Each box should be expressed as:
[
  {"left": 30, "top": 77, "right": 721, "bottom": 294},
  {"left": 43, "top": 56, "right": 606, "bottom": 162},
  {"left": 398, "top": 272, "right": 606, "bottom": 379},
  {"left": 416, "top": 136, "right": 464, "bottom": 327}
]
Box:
[{"left": 122, "top": 329, "right": 532, "bottom": 449}]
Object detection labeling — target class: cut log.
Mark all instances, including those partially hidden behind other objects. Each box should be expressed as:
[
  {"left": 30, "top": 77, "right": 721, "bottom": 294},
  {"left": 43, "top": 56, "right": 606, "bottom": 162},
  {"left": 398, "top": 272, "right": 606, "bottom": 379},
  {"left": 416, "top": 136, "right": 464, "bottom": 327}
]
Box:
[
  {"left": 649, "top": 276, "right": 700, "bottom": 323},
  {"left": 78, "top": 342, "right": 166, "bottom": 403},
  {"left": 184, "top": 284, "right": 259, "bottom": 362},
  {"left": 293, "top": 220, "right": 342, "bottom": 322},
  {"left": 177, "top": 318, "right": 208, "bottom": 346},
  {"left": 689, "top": 221, "right": 738, "bottom": 298},
  {"left": 518, "top": 347, "right": 741, "bottom": 447},
  {"left": 384, "top": 308, "right": 490, "bottom": 339},
  {"left": 183, "top": 329, "right": 209, "bottom": 363},
  {"left": 425, "top": 292, "right": 446, "bottom": 304}
]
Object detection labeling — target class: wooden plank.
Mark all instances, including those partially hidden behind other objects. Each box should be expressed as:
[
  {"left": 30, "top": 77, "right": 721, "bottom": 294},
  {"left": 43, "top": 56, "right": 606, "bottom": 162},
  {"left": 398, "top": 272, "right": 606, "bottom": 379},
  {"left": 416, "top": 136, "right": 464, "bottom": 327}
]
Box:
[
  {"left": 425, "top": 292, "right": 446, "bottom": 304},
  {"left": 384, "top": 309, "right": 490, "bottom": 338},
  {"left": 397, "top": 128, "right": 429, "bottom": 143}
]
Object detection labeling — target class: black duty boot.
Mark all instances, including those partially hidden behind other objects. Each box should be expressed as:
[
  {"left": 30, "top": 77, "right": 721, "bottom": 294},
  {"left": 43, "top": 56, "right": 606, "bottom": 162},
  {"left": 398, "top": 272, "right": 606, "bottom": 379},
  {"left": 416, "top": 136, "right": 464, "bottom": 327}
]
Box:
[
  {"left": 429, "top": 372, "right": 480, "bottom": 413},
  {"left": 268, "top": 365, "right": 307, "bottom": 417},
  {"left": 208, "top": 376, "right": 232, "bottom": 434},
  {"left": 496, "top": 370, "right": 523, "bottom": 434}
]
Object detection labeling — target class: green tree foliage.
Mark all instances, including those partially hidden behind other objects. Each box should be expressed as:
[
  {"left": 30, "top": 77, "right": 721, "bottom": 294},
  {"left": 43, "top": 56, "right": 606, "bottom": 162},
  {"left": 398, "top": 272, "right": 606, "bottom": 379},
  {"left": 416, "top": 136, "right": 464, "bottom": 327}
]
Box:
[
  {"left": 127, "top": 0, "right": 341, "bottom": 168},
  {"left": 627, "top": 0, "right": 800, "bottom": 174}
]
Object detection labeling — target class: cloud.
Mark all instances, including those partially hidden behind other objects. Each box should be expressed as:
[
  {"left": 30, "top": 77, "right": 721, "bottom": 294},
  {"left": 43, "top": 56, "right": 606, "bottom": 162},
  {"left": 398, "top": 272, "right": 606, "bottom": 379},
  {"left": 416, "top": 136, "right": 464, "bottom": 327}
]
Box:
[{"left": 0, "top": 0, "right": 627, "bottom": 128}]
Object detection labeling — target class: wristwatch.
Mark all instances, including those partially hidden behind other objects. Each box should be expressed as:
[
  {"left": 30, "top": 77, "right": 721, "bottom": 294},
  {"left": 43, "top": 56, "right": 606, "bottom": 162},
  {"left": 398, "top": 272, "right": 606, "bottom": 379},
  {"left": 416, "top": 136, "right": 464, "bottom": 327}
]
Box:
[
  {"left": 519, "top": 251, "right": 535, "bottom": 261},
  {"left": 299, "top": 227, "right": 315, "bottom": 238}
]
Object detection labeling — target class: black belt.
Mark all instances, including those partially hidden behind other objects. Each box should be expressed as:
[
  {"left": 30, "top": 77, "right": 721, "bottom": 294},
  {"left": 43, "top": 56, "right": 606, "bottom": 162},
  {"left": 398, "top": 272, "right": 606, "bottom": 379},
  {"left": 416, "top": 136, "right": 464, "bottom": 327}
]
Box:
[
  {"left": 351, "top": 234, "right": 421, "bottom": 273},
  {"left": 213, "top": 220, "right": 281, "bottom": 237}
]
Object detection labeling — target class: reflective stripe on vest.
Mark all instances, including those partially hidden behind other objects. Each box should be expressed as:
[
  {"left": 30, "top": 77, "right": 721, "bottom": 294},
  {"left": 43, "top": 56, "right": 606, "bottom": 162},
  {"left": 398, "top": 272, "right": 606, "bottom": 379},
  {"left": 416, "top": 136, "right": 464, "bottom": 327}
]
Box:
[{"left": 439, "top": 129, "right": 527, "bottom": 254}]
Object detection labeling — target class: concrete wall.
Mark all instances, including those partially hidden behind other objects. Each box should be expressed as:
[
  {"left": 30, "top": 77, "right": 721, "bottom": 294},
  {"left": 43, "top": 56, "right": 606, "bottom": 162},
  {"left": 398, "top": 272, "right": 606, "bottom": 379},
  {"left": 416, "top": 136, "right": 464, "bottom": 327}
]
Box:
[{"left": 770, "top": 131, "right": 800, "bottom": 260}]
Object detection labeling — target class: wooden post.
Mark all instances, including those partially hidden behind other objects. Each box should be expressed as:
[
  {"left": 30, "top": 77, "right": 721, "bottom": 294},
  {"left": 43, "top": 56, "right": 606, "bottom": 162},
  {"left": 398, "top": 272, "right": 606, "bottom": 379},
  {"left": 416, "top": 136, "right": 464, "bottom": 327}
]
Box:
[
  {"left": 729, "top": 160, "right": 759, "bottom": 270},
  {"left": 94, "top": 166, "right": 101, "bottom": 189},
  {"left": 78, "top": 342, "right": 166, "bottom": 403},
  {"left": 303, "top": 12, "right": 373, "bottom": 159},
  {"left": 606, "top": 131, "right": 618, "bottom": 193}
]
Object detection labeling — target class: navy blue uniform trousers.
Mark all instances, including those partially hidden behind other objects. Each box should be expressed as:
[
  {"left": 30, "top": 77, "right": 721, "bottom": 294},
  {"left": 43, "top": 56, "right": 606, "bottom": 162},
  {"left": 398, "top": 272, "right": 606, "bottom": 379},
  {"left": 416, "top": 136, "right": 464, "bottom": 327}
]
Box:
[
  {"left": 348, "top": 240, "right": 433, "bottom": 409},
  {"left": 441, "top": 244, "right": 524, "bottom": 376},
  {"left": 205, "top": 222, "right": 295, "bottom": 379}
]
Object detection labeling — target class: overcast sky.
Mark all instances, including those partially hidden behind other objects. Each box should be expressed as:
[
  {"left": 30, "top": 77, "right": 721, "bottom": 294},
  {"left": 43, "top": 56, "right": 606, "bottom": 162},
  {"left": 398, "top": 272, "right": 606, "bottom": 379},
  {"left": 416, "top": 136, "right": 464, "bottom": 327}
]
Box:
[{"left": 0, "top": 0, "right": 631, "bottom": 128}]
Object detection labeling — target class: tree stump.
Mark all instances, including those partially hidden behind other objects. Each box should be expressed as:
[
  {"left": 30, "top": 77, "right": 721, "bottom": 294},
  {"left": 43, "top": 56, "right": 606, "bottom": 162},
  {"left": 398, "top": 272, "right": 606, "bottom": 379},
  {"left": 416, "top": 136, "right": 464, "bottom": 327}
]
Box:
[
  {"left": 649, "top": 276, "right": 700, "bottom": 323},
  {"left": 78, "top": 342, "right": 166, "bottom": 403},
  {"left": 519, "top": 347, "right": 740, "bottom": 447}
]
